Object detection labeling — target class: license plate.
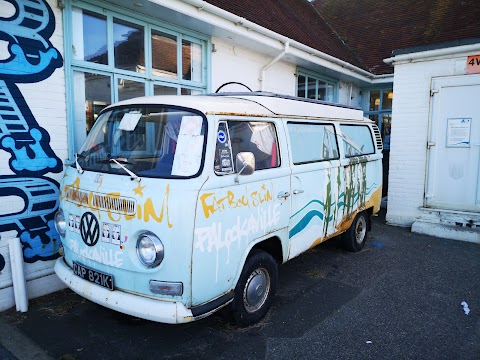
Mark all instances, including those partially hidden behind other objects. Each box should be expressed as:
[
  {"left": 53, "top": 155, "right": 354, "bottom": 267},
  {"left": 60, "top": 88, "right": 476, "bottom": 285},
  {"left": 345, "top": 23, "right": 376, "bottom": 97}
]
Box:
[{"left": 73, "top": 262, "right": 114, "bottom": 290}]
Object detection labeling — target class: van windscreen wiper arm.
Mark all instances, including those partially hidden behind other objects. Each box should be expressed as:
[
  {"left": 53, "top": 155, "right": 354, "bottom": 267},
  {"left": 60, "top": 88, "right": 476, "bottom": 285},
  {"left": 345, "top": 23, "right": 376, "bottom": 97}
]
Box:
[
  {"left": 109, "top": 158, "right": 141, "bottom": 182},
  {"left": 75, "top": 153, "right": 84, "bottom": 174}
]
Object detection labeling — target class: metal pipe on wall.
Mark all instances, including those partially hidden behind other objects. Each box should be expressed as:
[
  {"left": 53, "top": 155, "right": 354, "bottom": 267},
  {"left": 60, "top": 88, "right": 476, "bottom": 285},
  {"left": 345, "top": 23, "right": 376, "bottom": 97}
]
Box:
[
  {"left": 8, "top": 237, "right": 28, "bottom": 312},
  {"left": 260, "top": 42, "right": 290, "bottom": 91}
]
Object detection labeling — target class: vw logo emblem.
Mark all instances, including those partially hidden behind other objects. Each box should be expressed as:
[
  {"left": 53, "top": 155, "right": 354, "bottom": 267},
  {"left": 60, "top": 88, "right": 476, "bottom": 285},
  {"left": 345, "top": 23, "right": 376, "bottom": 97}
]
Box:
[{"left": 80, "top": 212, "right": 100, "bottom": 247}]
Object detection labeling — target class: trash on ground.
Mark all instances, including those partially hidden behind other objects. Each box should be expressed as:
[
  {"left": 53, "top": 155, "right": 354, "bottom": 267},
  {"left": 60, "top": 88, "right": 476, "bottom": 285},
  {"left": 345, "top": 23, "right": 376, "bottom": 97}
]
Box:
[
  {"left": 461, "top": 301, "right": 470, "bottom": 315},
  {"left": 371, "top": 241, "right": 385, "bottom": 248}
]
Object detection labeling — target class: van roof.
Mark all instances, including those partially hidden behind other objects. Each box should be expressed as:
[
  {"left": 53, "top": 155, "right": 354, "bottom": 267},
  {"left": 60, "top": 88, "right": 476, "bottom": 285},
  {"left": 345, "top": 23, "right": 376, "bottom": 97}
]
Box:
[{"left": 108, "top": 92, "right": 366, "bottom": 121}]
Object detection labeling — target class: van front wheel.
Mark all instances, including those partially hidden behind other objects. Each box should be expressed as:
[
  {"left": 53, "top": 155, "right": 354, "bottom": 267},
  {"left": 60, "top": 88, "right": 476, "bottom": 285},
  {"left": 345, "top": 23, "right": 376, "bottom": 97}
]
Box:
[
  {"left": 231, "top": 250, "right": 277, "bottom": 326},
  {"left": 342, "top": 211, "right": 369, "bottom": 252}
]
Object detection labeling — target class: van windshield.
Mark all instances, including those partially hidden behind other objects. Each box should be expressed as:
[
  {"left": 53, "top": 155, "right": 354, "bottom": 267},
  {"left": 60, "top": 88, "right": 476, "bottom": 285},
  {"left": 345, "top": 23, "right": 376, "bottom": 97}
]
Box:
[{"left": 76, "top": 106, "right": 207, "bottom": 178}]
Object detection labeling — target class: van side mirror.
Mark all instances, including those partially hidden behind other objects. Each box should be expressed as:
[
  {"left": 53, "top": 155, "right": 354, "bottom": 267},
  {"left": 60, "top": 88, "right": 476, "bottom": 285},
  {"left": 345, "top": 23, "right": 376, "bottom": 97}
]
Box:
[{"left": 235, "top": 152, "right": 255, "bottom": 183}]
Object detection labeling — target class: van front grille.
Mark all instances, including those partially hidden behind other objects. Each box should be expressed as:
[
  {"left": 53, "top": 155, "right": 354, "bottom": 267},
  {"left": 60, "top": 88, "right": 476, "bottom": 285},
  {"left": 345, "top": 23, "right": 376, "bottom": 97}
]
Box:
[
  {"left": 372, "top": 125, "right": 383, "bottom": 151},
  {"left": 65, "top": 188, "right": 136, "bottom": 215}
]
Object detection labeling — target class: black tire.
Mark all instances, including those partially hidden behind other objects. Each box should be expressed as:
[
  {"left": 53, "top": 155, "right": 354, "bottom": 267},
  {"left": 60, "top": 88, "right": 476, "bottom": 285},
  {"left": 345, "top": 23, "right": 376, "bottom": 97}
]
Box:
[
  {"left": 231, "top": 250, "right": 278, "bottom": 326},
  {"left": 342, "top": 211, "right": 369, "bottom": 252}
]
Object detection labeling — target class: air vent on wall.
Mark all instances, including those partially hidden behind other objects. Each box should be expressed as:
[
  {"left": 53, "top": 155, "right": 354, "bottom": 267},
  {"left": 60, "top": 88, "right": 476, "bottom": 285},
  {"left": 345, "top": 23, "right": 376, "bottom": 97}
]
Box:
[{"left": 372, "top": 125, "right": 383, "bottom": 151}]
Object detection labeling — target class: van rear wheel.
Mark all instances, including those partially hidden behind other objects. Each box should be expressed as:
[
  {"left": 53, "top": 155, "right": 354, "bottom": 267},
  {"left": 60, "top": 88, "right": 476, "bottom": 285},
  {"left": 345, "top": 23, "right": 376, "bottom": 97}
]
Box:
[
  {"left": 231, "top": 250, "right": 277, "bottom": 326},
  {"left": 342, "top": 211, "right": 369, "bottom": 252}
]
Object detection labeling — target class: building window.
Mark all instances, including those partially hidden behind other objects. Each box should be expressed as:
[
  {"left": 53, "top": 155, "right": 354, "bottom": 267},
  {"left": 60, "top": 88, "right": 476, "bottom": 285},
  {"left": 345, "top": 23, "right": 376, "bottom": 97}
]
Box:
[
  {"left": 67, "top": 2, "right": 209, "bottom": 153},
  {"left": 296, "top": 70, "right": 338, "bottom": 102},
  {"left": 113, "top": 18, "right": 145, "bottom": 72},
  {"left": 364, "top": 88, "right": 393, "bottom": 150}
]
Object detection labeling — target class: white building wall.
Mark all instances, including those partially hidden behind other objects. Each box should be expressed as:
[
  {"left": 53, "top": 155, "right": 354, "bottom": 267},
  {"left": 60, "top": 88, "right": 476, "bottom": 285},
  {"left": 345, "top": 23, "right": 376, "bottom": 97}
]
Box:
[
  {"left": 0, "top": 0, "right": 67, "bottom": 311},
  {"left": 210, "top": 38, "right": 363, "bottom": 106},
  {"left": 386, "top": 54, "right": 470, "bottom": 226},
  {"left": 211, "top": 39, "right": 296, "bottom": 95}
]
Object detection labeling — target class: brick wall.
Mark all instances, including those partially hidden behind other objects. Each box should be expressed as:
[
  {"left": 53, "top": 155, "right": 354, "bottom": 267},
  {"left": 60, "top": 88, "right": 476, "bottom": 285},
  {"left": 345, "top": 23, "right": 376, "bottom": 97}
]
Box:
[{"left": 386, "top": 53, "right": 470, "bottom": 226}]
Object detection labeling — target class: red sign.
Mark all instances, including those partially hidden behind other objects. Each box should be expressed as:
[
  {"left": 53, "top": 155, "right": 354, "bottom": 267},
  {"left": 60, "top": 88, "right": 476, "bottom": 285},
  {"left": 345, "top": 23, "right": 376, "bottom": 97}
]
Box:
[{"left": 467, "top": 55, "right": 480, "bottom": 74}]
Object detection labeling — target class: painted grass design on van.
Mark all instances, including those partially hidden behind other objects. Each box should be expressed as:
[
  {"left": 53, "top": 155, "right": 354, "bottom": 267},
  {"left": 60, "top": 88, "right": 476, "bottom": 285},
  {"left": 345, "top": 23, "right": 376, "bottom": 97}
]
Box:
[
  {"left": 337, "top": 183, "right": 378, "bottom": 209},
  {"left": 289, "top": 182, "right": 379, "bottom": 239}
]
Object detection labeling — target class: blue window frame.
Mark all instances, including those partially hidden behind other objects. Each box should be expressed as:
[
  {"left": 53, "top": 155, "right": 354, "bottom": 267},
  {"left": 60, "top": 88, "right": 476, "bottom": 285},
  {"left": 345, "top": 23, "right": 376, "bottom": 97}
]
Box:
[
  {"left": 363, "top": 88, "right": 393, "bottom": 150},
  {"left": 296, "top": 69, "right": 338, "bottom": 102},
  {"left": 64, "top": 0, "right": 210, "bottom": 154}
]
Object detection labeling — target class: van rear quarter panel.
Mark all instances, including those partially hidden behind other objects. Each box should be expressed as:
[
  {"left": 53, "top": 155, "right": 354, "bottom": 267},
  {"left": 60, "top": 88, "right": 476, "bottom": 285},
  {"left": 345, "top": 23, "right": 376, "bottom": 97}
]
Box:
[
  {"left": 337, "top": 123, "right": 383, "bottom": 222},
  {"left": 287, "top": 122, "right": 382, "bottom": 257}
]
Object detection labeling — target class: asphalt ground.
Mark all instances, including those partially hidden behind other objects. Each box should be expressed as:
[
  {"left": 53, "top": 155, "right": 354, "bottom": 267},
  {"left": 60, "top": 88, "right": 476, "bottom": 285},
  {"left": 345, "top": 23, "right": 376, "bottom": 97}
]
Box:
[{"left": 1, "top": 211, "right": 479, "bottom": 360}]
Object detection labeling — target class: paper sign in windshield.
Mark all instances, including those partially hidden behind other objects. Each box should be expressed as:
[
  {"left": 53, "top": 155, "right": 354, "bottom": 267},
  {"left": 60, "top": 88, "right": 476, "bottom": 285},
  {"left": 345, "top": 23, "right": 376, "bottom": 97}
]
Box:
[
  {"left": 172, "top": 116, "right": 204, "bottom": 176},
  {"left": 119, "top": 112, "right": 142, "bottom": 131}
]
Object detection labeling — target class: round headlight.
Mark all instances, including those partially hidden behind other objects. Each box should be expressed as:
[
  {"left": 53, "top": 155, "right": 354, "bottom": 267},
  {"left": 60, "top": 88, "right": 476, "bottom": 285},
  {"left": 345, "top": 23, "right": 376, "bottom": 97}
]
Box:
[
  {"left": 54, "top": 208, "right": 66, "bottom": 237},
  {"left": 136, "top": 232, "right": 164, "bottom": 267}
]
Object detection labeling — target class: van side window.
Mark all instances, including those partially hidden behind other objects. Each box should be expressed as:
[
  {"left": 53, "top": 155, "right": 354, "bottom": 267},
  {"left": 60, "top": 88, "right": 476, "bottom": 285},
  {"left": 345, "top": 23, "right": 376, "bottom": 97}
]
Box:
[
  {"left": 340, "top": 125, "right": 375, "bottom": 157},
  {"left": 287, "top": 122, "right": 339, "bottom": 164},
  {"left": 215, "top": 121, "right": 280, "bottom": 174}
]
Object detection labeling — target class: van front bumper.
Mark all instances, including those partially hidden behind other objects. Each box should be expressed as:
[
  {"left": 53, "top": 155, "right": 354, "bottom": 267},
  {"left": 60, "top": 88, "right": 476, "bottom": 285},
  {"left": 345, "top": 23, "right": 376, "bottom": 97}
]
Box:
[{"left": 54, "top": 257, "right": 193, "bottom": 324}]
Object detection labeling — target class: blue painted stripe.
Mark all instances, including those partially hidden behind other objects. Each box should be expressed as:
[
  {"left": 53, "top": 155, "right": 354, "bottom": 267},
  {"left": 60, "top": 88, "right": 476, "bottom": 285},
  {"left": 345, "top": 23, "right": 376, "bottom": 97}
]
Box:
[
  {"left": 289, "top": 182, "right": 379, "bottom": 239},
  {"left": 291, "top": 199, "right": 325, "bottom": 219},
  {"left": 366, "top": 182, "right": 378, "bottom": 195},
  {"left": 289, "top": 210, "right": 324, "bottom": 238}
]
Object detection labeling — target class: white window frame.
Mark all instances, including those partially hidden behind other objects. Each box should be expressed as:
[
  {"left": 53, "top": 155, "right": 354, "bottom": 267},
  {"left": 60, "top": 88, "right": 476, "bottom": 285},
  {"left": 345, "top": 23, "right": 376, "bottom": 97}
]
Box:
[{"left": 296, "top": 69, "right": 339, "bottom": 103}]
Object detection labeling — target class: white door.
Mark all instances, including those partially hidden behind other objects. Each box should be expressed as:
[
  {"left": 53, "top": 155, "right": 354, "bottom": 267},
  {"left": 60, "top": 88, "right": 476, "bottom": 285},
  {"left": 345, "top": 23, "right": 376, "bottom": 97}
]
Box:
[{"left": 426, "top": 75, "right": 480, "bottom": 212}]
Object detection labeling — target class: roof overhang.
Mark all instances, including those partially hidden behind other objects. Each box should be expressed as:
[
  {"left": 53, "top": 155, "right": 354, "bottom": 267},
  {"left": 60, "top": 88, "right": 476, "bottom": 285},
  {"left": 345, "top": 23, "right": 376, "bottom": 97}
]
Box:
[
  {"left": 384, "top": 42, "right": 480, "bottom": 66},
  {"left": 102, "top": 0, "right": 390, "bottom": 86}
]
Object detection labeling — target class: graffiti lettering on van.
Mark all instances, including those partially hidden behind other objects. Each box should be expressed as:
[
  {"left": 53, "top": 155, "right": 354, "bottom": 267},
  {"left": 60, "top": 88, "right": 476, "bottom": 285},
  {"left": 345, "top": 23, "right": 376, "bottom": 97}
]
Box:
[
  {"left": 69, "top": 239, "right": 123, "bottom": 267},
  {"left": 200, "top": 183, "right": 274, "bottom": 219},
  {"left": 63, "top": 179, "right": 172, "bottom": 227},
  {"left": 195, "top": 203, "right": 281, "bottom": 254},
  {"left": 195, "top": 203, "right": 280, "bottom": 279}
]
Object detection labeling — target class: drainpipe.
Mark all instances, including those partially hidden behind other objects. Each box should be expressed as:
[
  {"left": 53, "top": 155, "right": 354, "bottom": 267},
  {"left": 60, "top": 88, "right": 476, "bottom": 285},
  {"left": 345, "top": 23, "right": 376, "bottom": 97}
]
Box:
[
  {"left": 348, "top": 83, "right": 353, "bottom": 106},
  {"left": 260, "top": 41, "right": 289, "bottom": 91},
  {"left": 8, "top": 234, "right": 28, "bottom": 312}
]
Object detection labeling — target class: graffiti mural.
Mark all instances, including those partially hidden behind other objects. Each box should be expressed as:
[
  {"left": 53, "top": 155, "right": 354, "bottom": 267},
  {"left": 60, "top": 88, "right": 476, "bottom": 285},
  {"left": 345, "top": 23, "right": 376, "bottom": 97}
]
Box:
[{"left": 0, "top": 0, "right": 63, "bottom": 265}]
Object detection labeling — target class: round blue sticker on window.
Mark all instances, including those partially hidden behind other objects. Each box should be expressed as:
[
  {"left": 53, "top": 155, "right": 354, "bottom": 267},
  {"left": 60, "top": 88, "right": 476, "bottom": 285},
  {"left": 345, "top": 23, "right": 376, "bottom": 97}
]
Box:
[{"left": 218, "top": 130, "right": 226, "bottom": 144}]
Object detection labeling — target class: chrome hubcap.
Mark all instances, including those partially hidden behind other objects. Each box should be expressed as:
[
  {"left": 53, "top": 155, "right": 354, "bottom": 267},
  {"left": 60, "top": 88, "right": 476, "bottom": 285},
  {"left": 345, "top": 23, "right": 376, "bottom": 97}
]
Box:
[
  {"left": 355, "top": 216, "right": 367, "bottom": 244},
  {"left": 243, "top": 268, "right": 270, "bottom": 313}
]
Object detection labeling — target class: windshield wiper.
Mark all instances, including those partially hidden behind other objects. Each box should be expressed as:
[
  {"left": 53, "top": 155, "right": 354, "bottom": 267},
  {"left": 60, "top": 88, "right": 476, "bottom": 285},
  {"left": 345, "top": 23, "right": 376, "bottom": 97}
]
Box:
[
  {"left": 75, "top": 153, "right": 84, "bottom": 174},
  {"left": 109, "top": 158, "right": 141, "bottom": 182}
]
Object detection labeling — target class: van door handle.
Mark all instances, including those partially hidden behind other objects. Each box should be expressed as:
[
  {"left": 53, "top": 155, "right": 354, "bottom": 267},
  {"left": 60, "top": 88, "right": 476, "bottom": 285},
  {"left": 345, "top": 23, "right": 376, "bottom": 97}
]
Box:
[
  {"left": 293, "top": 189, "right": 304, "bottom": 194},
  {"left": 277, "top": 191, "right": 290, "bottom": 198}
]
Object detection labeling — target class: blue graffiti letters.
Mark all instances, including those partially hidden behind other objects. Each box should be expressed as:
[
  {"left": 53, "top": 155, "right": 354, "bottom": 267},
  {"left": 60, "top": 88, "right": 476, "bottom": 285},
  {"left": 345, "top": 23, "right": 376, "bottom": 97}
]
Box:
[
  {"left": 0, "top": 176, "right": 61, "bottom": 262},
  {"left": 0, "top": 0, "right": 63, "bottom": 263},
  {"left": 0, "top": 0, "right": 63, "bottom": 83}
]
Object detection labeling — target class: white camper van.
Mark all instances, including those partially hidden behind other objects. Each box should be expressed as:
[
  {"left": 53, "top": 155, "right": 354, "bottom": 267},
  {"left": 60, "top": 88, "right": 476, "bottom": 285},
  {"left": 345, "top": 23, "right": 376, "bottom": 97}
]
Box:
[{"left": 54, "top": 92, "right": 382, "bottom": 325}]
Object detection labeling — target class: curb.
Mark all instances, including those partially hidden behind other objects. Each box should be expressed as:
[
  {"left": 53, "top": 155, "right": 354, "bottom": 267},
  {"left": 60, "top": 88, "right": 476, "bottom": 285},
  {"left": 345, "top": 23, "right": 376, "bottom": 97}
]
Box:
[{"left": 0, "top": 318, "right": 53, "bottom": 360}]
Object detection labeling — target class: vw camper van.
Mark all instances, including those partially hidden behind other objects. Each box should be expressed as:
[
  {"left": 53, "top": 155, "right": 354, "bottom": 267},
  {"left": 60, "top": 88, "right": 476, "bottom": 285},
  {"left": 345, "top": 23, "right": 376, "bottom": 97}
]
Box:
[{"left": 54, "top": 92, "right": 382, "bottom": 325}]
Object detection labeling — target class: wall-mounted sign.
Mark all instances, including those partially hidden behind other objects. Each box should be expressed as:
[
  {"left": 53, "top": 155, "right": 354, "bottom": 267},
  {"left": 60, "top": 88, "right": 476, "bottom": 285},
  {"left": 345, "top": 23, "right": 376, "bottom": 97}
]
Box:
[
  {"left": 446, "top": 118, "right": 471, "bottom": 147},
  {"left": 467, "top": 55, "right": 480, "bottom": 74}
]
